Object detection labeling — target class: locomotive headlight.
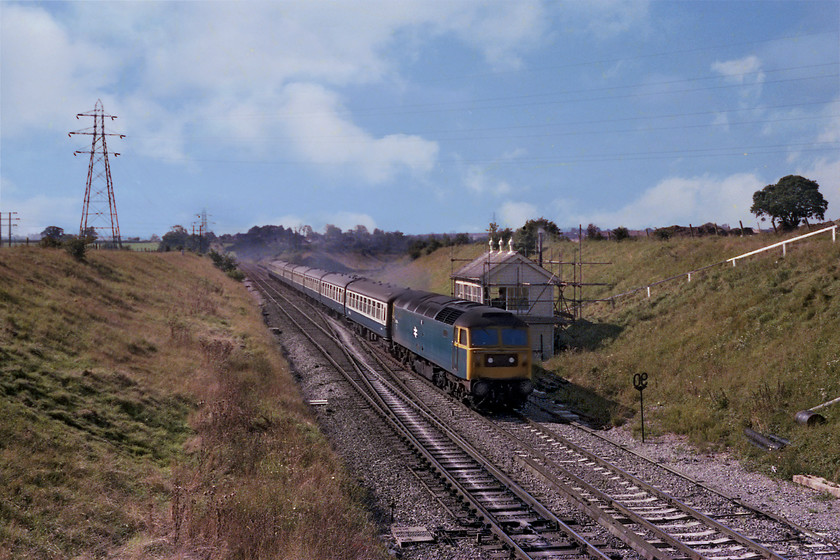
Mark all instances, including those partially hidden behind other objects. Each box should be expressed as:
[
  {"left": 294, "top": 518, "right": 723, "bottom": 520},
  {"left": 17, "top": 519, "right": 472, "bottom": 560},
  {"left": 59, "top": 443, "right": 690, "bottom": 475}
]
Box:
[
  {"left": 487, "top": 356, "right": 494, "bottom": 364},
  {"left": 508, "top": 356, "right": 515, "bottom": 364}
]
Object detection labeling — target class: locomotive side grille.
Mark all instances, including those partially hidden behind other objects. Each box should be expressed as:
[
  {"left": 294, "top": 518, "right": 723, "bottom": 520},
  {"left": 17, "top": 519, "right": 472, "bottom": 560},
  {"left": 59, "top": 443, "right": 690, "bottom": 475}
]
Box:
[
  {"left": 434, "top": 307, "right": 465, "bottom": 325},
  {"left": 483, "top": 353, "right": 518, "bottom": 367}
]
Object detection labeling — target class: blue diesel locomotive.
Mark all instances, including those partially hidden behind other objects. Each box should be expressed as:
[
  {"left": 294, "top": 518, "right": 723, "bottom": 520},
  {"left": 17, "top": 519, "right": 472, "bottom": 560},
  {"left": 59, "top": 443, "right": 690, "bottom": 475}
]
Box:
[{"left": 266, "top": 260, "right": 533, "bottom": 407}]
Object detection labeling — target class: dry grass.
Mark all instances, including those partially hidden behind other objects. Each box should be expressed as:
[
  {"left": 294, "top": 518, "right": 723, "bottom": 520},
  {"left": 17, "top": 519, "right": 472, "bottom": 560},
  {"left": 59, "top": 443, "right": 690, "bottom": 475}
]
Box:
[{"left": 0, "top": 248, "right": 385, "bottom": 560}]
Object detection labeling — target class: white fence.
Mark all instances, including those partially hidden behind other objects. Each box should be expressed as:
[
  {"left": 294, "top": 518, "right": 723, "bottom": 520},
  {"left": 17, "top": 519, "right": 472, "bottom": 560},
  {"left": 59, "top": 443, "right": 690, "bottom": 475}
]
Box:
[
  {"left": 727, "top": 225, "right": 837, "bottom": 266},
  {"left": 592, "top": 224, "right": 837, "bottom": 307}
]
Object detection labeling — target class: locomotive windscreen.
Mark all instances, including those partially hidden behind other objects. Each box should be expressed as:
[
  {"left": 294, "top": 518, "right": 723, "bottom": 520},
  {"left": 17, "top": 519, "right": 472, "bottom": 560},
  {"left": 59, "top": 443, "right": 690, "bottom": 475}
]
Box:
[{"left": 500, "top": 328, "right": 528, "bottom": 346}]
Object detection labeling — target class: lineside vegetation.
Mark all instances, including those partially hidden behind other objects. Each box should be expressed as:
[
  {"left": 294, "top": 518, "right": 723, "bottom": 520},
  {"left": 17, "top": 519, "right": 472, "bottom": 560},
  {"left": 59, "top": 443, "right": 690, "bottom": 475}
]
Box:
[
  {"left": 556, "top": 232, "right": 840, "bottom": 482},
  {"left": 0, "top": 249, "right": 385, "bottom": 560}
]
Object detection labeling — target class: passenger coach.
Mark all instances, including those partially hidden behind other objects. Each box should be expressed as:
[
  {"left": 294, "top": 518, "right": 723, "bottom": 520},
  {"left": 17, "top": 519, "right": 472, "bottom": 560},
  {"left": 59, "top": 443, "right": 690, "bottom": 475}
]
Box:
[{"left": 344, "top": 279, "right": 407, "bottom": 340}]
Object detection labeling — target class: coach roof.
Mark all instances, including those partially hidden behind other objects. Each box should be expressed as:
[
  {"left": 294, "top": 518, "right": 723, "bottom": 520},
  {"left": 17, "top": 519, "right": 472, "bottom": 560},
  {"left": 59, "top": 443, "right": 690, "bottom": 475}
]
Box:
[{"left": 346, "top": 278, "right": 408, "bottom": 302}]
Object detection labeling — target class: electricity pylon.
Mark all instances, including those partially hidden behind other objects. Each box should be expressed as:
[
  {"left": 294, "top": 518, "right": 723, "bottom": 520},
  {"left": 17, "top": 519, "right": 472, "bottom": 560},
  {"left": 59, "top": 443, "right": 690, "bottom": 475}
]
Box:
[{"left": 69, "top": 99, "right": 125, "bottom": 247}]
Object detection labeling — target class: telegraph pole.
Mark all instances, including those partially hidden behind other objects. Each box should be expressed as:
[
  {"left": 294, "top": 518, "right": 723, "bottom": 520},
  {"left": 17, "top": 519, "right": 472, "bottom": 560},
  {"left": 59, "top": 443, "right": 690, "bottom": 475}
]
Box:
[
  {"left": 69, "top": 100, "right": 125, "bottom": 248},
  {"left": 0, "top": 212, "right": 20, "bottom": 247},
  {"left": 195, "top": 209, "right": 212, "bottom": 253}
]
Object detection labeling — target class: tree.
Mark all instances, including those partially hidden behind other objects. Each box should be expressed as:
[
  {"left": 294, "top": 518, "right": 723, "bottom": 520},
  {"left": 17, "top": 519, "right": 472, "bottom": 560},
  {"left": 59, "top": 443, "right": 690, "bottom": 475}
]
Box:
[
  {"left": 39, "top": 226, "right": 65, "bottom": 248},
  {"left": 751, "top": 175, "right": 828, "bottom": 232},
  {"left": 612, "top": 226, "right": 630, "bottom": 241},
  {"left": 159, "top": 225, "right": 191, "bottom": 251},
  {"left": 41, "top": 226, "right": 65, "bottom": 240},
  {"left": 586, "top": 224, "right": 604, "bottom": 240},
  {"left": 513, "top": 217, "right": 562, "bottom": 255}
]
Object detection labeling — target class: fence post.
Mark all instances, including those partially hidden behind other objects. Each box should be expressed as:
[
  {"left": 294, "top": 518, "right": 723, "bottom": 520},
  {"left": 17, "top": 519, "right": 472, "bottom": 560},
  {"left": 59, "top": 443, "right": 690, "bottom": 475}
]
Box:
[{"left": 647, "top": 286, "right": 651, "bottom": 298}]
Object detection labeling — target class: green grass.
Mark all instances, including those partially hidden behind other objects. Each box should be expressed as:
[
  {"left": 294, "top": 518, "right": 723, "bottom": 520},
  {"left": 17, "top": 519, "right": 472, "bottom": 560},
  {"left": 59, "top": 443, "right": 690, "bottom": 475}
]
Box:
[
  {"left": 540, "top": 229, "right": 840, "bottom": 481},
  {"left": 0, "top": 248, "right": 385, "bottom": 560},
  {"left": 121, "top": 242, "right": 159, "bottom": 251}
]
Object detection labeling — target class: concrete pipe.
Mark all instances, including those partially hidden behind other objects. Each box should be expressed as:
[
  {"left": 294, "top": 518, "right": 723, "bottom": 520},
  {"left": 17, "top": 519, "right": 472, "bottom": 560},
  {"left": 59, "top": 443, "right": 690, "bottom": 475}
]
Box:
[
  {"left": 794, "top": 410, "right": 826, "bottom": 426},
  {"left": 794, "top": 395, "right": 840, "bottom": 426}
]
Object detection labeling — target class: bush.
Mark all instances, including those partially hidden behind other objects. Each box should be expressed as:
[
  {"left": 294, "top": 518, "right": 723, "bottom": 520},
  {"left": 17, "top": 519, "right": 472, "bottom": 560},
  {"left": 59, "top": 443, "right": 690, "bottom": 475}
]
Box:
[
  {"left": 209, "top": 250, "right": 243, "bottom": 280},
  {"left": 39, "top": 237, "right": 63, "bottom": 249},
  {"left": 613, "top": 227, "right": 630, "bottom": 241},
  {"left": 64, "top": 238, "right": 88, "bottom": 261}
]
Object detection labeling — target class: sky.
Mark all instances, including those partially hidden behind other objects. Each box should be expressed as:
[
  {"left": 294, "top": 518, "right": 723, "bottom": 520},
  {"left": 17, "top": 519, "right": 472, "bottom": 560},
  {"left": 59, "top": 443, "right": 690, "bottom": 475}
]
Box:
[{"left": 1, "top": 0, "right": 839, "bottom": 239}]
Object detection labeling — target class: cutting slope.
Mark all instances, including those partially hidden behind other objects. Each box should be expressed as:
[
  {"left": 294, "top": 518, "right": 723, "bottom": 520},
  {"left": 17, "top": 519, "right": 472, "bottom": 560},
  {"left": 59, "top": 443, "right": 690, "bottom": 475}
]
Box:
[
  {"left": 0, "top": 249, "right": 384, "bottom": 560},
  {"left": 548, "top": 231, "right": 840, "bottom": 482}
]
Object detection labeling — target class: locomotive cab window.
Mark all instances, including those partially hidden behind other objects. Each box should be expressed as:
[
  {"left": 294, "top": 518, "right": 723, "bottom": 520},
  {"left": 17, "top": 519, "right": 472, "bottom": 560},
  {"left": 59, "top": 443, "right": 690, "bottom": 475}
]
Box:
[
  {"left": 470, "top": 328, "right": 499, "bottom": 347},
  {"left": 501, "top": 328, "right": 528, "bottom": 347}
]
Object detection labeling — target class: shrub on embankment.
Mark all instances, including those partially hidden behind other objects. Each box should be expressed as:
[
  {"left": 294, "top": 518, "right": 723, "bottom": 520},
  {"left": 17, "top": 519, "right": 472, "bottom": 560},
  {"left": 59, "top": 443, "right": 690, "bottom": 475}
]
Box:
[{"left": 0, "top": 248, "right": 385, "bottom": 560}]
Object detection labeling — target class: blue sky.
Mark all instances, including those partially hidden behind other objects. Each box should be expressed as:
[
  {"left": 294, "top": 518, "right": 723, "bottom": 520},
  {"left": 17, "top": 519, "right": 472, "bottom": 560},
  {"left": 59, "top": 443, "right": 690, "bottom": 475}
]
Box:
[{"left": 1, "top": 0, "right": 838, "bottom": 239}]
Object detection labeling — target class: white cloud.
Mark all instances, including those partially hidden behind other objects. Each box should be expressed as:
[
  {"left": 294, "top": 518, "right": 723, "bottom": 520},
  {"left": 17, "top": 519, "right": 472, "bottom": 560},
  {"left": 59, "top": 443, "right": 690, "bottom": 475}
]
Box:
[
  {"left": 444, "top": 2, "right": 547, "bottom": 69},
  {"left": 1, "top": 2, "right": 548, "bottom": 146},
  {"left": 712, "top": 55, "right": 765, "bottom": 102},
  {"left": 561, "top": 0, "right": 651, "bottom": 39},
  {"left": 712, "top": 55, "right": 763, "bottom": 82},
  {"left": 816, "top": 102, "right": 840, "bottom": 143},
  {"left": 499, "top": 201, "right": 537, "bottom": 228},
  {"left": 0, "top": 193, "right": 80, "bottom": 237},
  {"left": 0, "top": 4, "right": 118, "bottom": 136},
  {"left": 571, "top": 173, "right": 762, "bottom": 229},
  {"left": 465, "top": 166, "right": 512, "bottom": 196},
  {"left": 280, "top": 83, "right": 438, "bottom": 183}
]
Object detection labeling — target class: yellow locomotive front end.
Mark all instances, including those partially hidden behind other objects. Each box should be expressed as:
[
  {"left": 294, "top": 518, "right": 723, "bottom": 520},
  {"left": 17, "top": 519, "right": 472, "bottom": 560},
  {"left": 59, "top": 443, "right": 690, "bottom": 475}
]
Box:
[{"left": 455, "top": 321, "right": 533, "bottom": 406}]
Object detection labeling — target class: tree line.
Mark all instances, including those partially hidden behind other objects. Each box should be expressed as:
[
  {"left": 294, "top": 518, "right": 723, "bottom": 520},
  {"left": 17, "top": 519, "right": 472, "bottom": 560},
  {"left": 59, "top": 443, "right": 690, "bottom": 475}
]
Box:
[{"left": 41, "top": 174, "right": 831, "bottom": 258}]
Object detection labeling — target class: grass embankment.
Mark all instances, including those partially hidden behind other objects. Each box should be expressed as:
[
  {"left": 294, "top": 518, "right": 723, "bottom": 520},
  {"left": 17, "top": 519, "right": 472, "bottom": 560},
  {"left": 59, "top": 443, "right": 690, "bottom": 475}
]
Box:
[
  {"left": 546, "top": 231, "right": 840, "bottom": 482},
  {"left": 0, "top": 249, "right": 385, "bottom": 560}
]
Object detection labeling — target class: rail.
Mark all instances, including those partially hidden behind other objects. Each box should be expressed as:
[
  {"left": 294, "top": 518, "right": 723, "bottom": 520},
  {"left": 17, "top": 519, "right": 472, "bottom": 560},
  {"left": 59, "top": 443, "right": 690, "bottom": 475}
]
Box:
[{"left": 588, "top": 224, "right": 837, "bottom": 307}]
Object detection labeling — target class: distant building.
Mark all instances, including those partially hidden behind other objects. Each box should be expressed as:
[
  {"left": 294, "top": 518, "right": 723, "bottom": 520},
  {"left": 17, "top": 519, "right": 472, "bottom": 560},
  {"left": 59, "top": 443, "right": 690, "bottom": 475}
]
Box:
[{"left": 451, "top": 239, "right": 568, "bottom": 360}]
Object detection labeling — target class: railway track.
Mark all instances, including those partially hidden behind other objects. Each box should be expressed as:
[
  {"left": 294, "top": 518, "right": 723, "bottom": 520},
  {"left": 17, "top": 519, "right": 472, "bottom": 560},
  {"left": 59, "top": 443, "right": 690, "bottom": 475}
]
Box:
[
  {"left": 521, "top": 410, "right": 840, "bottom": 560},
  {"left": 245, "top": 264, "right": 625, "bottom": 559},
  {"left": 244, "top": 264, "right": 840, "bottom": 560},
  {"left": 361, "top": 338, "right": 840, "bottom": 560}
]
